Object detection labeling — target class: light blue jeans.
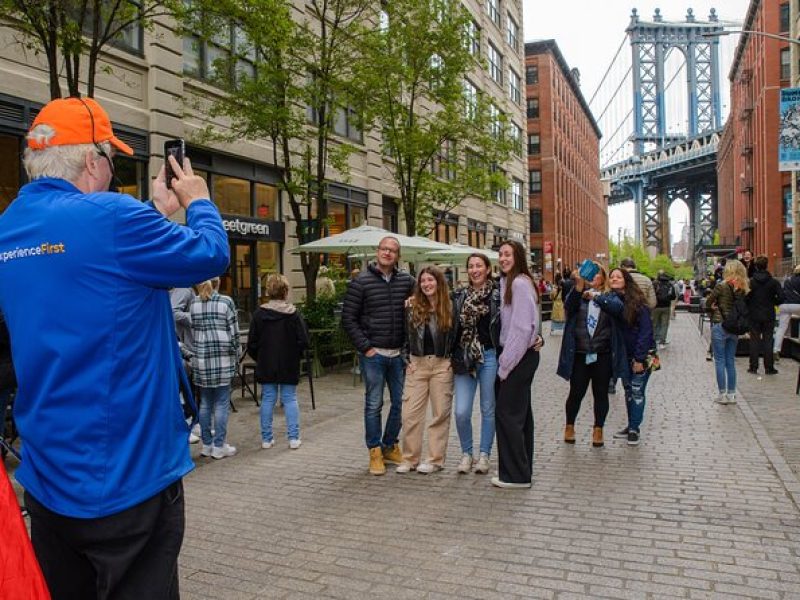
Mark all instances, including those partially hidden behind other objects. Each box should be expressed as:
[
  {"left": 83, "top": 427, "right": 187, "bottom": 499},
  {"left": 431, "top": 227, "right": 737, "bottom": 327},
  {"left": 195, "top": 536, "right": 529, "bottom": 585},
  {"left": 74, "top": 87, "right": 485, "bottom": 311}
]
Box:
[
  {"left": 261, "top": 384, "right": 300, "bottom": 442},
  {"left": 711, "top": 323, "right": 738, "bottom": 393},
  {"left": 453, "top": 348, "right": 497, "bottom": 456},
  {"left": 199, "top": 384, "right": 232, "bottom": 448}
]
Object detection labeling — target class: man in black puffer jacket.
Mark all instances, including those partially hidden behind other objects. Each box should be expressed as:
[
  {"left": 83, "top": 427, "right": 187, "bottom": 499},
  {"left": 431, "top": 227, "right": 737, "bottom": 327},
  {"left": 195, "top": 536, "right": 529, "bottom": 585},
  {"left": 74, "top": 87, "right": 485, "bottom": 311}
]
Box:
[
  {"left": 747, "top": 255, "right": 784, "bottom": 374},
  {"left": 342, "top": 236, "right": 414, "bottom": 475}
]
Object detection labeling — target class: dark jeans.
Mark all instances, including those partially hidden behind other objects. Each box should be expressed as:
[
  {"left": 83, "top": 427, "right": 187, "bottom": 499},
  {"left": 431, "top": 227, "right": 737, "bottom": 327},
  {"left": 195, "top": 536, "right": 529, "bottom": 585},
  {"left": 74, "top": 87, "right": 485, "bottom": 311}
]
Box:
[
  {"left": 359, "top": 352, "right": 405, "bottom": 449},
  {"left": 25, "top": 481, "right": 185, "bottom": 600},
  {"left": 749, "top": 320, "right": 775, "bottom": 371},
  {"left": 495, "top": 349, "right": 540, "bottom": 484},
  {"left": 565, "top": 352, "right": 612, "bottom": 427}
]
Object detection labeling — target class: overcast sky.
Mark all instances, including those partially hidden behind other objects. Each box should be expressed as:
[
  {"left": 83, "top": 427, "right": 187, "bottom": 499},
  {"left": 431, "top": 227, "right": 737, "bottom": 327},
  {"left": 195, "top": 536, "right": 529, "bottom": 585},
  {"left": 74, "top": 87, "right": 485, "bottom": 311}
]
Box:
[{"left": 522, "top": 0, "right": 752, "bottom": 251}]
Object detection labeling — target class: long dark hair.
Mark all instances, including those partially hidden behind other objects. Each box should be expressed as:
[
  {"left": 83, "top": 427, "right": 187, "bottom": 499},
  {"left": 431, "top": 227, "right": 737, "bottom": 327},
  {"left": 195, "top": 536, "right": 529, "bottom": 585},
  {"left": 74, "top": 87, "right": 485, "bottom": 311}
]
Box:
[
  {"left": 499, "top": 240, "right": 535, "bottom": 305},
  {"left": 610, "top": 268, "right": 647, "bottom": 326}
]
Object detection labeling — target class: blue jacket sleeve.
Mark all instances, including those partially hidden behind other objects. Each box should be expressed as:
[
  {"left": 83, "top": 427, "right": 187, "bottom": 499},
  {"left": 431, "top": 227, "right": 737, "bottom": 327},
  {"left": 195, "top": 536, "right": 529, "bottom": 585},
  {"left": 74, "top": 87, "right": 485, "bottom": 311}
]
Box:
[
  {"left": 112, "top": 196, "right": 230, "bottom": 288},
  {"left": 634, "top": 307, "right": 654, "bottom": 362},
  {"left": 593, "top": 292, "right": 625, "bottom": 318},
  {"left": 564, "top": 287, "right": 582, "bottom": 316}
]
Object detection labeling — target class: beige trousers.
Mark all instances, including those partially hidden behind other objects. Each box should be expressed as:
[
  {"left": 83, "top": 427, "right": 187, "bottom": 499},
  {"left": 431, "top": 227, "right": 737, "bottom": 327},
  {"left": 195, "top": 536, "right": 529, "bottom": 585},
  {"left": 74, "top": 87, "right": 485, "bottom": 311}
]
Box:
[{"left": 401, "top": 355, "right": 453, "bottom": 466}]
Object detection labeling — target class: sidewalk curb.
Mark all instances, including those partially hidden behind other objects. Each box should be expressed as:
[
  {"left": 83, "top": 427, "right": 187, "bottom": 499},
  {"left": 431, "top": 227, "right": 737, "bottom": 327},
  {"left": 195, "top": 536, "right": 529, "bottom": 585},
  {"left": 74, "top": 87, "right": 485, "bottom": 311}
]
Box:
[{"left": 694, "top": 318, "right": 800, "bottom": 510}]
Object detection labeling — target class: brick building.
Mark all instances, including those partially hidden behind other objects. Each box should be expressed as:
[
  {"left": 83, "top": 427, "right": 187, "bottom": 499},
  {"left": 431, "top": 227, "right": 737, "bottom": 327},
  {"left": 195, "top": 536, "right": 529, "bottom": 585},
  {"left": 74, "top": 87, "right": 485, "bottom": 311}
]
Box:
[
  {"left": 717, "top": 0, "right": 793, "bottom": 268},
  {"left": 524, "top": 40, "right": 606, "bottom": 280}
]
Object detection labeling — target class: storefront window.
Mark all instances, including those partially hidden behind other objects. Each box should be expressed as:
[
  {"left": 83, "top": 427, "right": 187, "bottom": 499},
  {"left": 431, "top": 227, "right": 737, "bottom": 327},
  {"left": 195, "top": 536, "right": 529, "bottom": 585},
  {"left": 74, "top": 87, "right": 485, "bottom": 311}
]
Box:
[
  {"left": 213, "top": 175, "right": 250, "bottom": 215},
  {"left": 115, "top": 156, "right": 145, "bottom": 199},
  {"left": 349, "top": 205, "right": 366, "bottom": 228},
  {"left": 328, "top": 201, "right": 347, "bottom": 235},
  {"left": 257, "top": 240, "right": 280, "bottom": 300},
  {"left": 255, "top": 183, "right": 279, "bottom": 220},
  {"left": 0, "top": 134, "right": 21, "bottom": 214}
]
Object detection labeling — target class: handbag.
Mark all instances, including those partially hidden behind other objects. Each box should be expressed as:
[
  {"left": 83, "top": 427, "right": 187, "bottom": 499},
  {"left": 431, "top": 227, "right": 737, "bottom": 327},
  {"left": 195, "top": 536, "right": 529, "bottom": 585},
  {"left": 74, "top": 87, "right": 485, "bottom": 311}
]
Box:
[{"left": 643, "top": 348, "right": 661, "bottom": 373}]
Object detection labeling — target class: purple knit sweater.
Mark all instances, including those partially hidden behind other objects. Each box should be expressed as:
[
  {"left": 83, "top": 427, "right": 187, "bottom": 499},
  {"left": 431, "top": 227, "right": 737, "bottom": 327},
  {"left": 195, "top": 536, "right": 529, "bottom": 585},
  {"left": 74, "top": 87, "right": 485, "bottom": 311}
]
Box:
[{"left": 498, "top": 275, "right": 539, "bottom": 380}]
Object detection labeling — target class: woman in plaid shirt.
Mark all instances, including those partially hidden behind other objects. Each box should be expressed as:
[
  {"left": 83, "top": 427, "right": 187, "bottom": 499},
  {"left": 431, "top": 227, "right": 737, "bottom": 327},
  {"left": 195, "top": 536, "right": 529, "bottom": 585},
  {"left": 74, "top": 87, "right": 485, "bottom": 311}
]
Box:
[{"left": 191, "top": 277, "right": 241, "bottom": 459}]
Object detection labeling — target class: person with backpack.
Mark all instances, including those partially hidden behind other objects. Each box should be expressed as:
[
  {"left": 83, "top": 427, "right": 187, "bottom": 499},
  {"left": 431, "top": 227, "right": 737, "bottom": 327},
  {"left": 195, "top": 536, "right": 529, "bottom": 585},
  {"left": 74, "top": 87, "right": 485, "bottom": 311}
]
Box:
[
  {"left": 652, "top": 271, "right": 676, "bottom": 348},
  {"left": 707, "top": 260, "right": 750, "bottom": 404},
  {"left": 746, "top": 255, "right": 784, "bottom": 375}
]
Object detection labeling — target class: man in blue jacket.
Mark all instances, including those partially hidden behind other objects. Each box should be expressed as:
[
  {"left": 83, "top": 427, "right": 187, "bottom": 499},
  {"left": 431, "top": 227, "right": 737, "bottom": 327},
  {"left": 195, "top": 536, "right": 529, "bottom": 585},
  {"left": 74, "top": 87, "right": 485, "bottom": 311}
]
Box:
[{"left": 0, "top": 97, "right": 229, "bottom": 599}]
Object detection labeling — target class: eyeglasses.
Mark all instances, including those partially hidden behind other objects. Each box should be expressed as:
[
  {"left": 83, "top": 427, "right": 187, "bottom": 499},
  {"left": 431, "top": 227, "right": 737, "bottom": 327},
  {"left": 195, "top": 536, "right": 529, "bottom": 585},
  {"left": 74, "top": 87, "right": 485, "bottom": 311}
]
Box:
[
  {"left": 77, "top": 97, "right": 119, "bottom": 191},
  {"left": 378, "top": 246, "right": 399, "bottom": 254}
]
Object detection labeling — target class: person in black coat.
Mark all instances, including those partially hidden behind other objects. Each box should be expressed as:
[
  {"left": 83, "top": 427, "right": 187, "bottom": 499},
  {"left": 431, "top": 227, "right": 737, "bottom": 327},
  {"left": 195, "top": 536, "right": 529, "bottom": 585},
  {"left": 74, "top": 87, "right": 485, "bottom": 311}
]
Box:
[
  {"left": 341, "top": 236, "right": 415, "bottom": 475},
  {"left": 774, "top": 264, "right": 800, "bottom": 359},
  {"left": 746, "top": 255, "right": 784, "bottom": 375},
  {"left": 0, "top": 311, "right": 15, "bottom": 438},
  {"left": 247, "top": 274, "right": 310, "bottom": 450}
]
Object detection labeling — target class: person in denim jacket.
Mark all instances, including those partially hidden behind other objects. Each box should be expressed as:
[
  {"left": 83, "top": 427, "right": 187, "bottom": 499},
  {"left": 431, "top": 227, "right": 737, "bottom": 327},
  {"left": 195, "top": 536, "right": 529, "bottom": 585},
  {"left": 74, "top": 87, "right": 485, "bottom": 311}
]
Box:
[{"left": 593, "top": 268, "right": 655, "bottom": 446}]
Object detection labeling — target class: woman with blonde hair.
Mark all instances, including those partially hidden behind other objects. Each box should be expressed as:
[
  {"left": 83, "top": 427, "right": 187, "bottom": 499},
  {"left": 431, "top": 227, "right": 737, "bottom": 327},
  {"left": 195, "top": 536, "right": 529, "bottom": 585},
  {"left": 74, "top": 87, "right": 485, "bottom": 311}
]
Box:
[
  {"left": 707, "top": 259, "right": 750, "bottom": 404},
  {"left": 191, "top": 277, "right": 241, "bottom": 459},
  {"left": 397, "top": 267, "right": 455, "bottom": 474},
  {"left": 557, "top": 262, "right": 626, "bottom": 448}
]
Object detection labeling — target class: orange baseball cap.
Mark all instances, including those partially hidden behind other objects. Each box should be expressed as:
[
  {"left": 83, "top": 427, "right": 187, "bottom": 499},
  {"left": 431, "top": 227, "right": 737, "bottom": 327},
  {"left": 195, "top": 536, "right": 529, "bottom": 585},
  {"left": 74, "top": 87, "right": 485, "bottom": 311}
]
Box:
[{"left": 27, "top": 97, "right": 134, "bottom": 156}]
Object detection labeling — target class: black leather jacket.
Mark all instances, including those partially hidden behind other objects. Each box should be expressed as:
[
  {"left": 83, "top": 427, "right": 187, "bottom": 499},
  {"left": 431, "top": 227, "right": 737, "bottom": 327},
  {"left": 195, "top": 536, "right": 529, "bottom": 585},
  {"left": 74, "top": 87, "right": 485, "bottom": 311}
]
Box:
[
  {"left": 404, "top": 305, "right": 456, "bottom": 359},
  {"left": 450, "top": 284, "right": 501, "bottom": 374}
]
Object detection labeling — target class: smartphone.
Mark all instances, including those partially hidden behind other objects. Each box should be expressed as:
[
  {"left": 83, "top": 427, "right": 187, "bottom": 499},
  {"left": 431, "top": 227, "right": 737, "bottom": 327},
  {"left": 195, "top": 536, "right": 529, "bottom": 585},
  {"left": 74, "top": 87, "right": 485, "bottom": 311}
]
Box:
[{"left": 164, "top": 139, "right": 185, "bottom": 189}]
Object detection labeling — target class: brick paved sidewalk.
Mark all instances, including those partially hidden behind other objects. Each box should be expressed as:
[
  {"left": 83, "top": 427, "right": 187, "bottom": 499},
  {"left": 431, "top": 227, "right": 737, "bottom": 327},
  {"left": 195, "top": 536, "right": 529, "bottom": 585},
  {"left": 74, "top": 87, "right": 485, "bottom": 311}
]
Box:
[{"left": 180, "top": 313, "right": 800, "bottom": 599}]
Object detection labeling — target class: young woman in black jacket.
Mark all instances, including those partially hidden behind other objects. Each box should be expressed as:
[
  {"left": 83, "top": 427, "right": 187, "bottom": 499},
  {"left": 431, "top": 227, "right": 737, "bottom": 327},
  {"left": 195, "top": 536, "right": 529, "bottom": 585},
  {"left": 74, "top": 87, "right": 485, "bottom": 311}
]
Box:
[{"left": 247, "top": 274, "right": 310, "bottom": 450}]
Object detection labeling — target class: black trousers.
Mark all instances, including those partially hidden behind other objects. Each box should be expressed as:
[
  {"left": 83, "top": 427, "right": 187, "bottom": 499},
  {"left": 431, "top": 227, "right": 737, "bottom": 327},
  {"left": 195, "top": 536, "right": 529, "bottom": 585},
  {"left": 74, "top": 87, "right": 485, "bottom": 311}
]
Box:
[
  {"left": 749, "top": 320, "right": 775, "bottom": 371},
  {"left": 25, "top": 480, "right": 185, "bottom": 600},
  {"left": 495, "top": 349, "right": 540, "bottom": 484},
  {"left": 565, "top": 352, "right": 612, "bottom": 427}
]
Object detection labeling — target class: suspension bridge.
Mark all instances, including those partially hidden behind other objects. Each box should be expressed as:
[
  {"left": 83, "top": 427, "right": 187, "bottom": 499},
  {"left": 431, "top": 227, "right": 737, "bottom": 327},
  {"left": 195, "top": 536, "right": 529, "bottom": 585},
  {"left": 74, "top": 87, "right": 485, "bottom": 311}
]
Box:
[{"left": 593, "top": 7, "right": 742, "bottom": 258}]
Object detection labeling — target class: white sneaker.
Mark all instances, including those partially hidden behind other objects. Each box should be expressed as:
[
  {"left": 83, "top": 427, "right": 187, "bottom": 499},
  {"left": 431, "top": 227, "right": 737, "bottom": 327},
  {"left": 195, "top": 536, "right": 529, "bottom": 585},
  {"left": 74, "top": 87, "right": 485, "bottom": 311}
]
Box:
[
  {"left": 417, "top": 463, "right": 442, "bottom": 474},
  {"left": 211, "top": 444, "right": 237, "bottom": 459},
  {"left": 456, "top": 453, "right": 473, "bottom": 474},
  {"left": 289, "top": 439, "right": 302, "bottom": 449},
  {"left": 395, "top": 461, "right": 415, "bottom": 474},
  {"left": 261, "top": 440, "right": 274, "bottom": 449},
  {"left": 715, "top": 393, "right": 727, "bottom": 404},
  {"left": 474, "top": 453, "right": 490, "bottom": 474},
  {"left": 189, "top": 432, "right": 200, "bottom": 444},
  {"left": 200, "top": 444, "right": 212, "bottom": 457},
  {"left": 726, "top": 392, "right": 737, "bottom": 404},
  {"left": 491, "top": 476, "right": 531, "bottom": 489}
]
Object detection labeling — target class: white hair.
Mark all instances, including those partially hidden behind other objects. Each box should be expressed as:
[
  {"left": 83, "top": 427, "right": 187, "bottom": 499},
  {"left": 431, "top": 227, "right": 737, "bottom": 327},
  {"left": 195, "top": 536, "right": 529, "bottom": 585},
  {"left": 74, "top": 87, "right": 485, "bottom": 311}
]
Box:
[{"left": 23, "top": 124, "right": 111, "bottom": 183}]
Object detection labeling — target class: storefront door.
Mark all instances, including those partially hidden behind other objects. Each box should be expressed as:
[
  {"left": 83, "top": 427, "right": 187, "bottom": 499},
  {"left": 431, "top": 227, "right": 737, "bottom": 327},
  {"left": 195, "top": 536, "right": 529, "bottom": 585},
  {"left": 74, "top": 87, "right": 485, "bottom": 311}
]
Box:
[{"left": 220, "top": 241, "right": 256, "bottom": 330}]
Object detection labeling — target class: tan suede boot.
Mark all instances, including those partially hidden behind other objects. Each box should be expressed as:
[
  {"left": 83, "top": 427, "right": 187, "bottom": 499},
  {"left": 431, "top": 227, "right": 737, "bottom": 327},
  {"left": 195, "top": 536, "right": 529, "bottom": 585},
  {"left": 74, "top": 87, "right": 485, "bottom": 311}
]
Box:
[
  {"left": 369, "top": 447, "right": 386, "bottom": 475},
  {"left": 382, "top": 444, "right": 403, "bottom": 465},
  {"left": 592, "top": 426, "right": 604, "bottom": 448},
  {"left": 564, "top": 424, "right": 575, "bottom": 444}
]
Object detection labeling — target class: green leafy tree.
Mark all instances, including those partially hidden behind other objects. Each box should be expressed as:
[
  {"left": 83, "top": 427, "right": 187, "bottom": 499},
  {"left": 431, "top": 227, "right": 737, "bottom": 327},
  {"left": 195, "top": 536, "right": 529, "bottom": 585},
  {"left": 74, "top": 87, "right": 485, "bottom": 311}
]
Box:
[
  {"left": 360, "top": 0, "right": 515, "bottom": 235},
  {"left": 177, "top": 0, "right": 373, "bottom": 299},
  {"left": 0, "top": 0, "right": 177, "bottom": 98}
]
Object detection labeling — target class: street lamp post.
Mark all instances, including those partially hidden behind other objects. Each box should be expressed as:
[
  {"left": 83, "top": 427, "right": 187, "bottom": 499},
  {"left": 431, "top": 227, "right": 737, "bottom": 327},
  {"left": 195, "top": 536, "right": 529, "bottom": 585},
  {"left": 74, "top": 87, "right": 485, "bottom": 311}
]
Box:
[{"left": 702, "top": 29, "right": 800, "bottom": 269}]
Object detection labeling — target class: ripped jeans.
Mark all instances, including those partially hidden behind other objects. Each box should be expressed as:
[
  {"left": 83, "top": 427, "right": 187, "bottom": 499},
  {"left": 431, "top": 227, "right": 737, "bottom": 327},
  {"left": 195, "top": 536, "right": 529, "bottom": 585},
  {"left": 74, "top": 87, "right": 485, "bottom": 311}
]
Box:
[{"left": 623, "top": 370, "right": 651, "bottom": 433}]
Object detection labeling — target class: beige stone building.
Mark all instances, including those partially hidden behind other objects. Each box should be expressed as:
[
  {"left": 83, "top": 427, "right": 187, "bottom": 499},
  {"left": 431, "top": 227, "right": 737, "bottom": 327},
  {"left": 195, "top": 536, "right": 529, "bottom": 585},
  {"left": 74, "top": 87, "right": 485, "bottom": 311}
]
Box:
[{"left": 0, "top": 1, "right": 527, "bottom": 322}]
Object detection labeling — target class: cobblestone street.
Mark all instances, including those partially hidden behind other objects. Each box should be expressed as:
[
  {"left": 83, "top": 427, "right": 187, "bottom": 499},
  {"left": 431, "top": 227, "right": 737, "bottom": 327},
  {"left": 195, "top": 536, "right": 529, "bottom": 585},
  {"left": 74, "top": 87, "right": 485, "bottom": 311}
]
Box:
[{"left": 178, "top": 313, "right": 800, "bottom": 599}]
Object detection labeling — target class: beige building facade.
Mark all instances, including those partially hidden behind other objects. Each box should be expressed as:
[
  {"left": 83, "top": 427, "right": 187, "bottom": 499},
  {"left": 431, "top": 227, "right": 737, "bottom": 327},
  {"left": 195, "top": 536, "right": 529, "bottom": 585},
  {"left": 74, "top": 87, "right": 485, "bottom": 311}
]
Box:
[{"left": 0, "top": 1, "right": 527, "bottom": 322}]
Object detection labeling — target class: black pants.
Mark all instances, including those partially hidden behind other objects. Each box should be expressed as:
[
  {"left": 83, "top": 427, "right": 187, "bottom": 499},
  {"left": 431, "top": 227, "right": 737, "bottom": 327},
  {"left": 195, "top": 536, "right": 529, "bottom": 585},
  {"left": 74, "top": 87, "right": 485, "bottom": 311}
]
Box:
[
  {"left": 495, "top": 349, "right": 540, "bottom": 484},
  {"left": 25, "top": 480, "right": 185, "bottom": 600},
  {"left": 565, "top": 352, "right": 612, "bottom": 427},
  {"left": 749, "top": 320, "right": 775, "bottom": 371}
]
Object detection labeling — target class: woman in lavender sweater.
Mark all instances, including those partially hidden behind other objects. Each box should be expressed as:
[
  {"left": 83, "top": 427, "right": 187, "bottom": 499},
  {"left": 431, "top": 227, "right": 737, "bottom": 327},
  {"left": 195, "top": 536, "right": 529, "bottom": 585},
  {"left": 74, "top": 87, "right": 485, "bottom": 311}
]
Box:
[{"left": 492, "top": 240, "right": 543, "bottom": 489}]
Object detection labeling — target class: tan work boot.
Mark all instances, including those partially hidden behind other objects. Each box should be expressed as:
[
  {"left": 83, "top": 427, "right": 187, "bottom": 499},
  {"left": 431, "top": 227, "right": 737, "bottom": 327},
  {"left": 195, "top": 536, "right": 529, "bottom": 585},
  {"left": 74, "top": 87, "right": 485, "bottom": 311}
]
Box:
[
  {"left": 369, "top": 447, "right": 386, "bottom": 475},
  {"left": 564, "top": 424, "right": 575, "bottom": 444},
  {"left": 592, "top": 426, "right": 604, "bottom": 448},
  {"left": 382, "top": 444, "right": 403, "bottom": 465}
]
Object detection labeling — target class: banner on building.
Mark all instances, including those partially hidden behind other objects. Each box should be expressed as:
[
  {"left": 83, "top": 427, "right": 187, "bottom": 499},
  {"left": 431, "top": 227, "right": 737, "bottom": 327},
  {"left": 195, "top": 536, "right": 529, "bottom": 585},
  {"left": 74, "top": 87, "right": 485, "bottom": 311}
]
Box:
[{"left": 779, "top": 88, "right": 800, "bottom": 171}]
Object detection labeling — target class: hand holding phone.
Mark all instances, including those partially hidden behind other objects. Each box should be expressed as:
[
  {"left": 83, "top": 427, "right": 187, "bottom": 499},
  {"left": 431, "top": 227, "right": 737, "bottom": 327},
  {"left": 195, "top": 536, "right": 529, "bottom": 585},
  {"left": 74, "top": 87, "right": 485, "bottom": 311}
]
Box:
[{"left": 164, "top": 139, "right": 185, "bottom": 190}]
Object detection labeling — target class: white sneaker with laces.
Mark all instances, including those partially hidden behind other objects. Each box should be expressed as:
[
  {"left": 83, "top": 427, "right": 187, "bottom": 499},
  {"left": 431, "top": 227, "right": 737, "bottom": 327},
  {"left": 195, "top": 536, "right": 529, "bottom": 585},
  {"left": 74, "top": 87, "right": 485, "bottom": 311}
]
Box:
[
  {"left": 395, "top": 461, "right": 415, "bottom": 474},
  {"left": 417, "top": 463, "right": 442, "bottom": 474},
  {"left": 211, "top": 444, "right": 237, "bottom": 459},
  {"left": 200, "top": 444, "right": 212, "bottom": 457},
  {"left": 491, "top": 476, "right": 531, "bottom": 489},
  {"left": 726, "top": 392, "right": 737, "bottom": 404},
  {"left": 261, "top": 440, "right": 275, "bottom": 449},
  {"left": 456, "top": 453, "right": 473, "bottom": 474},
  {"left": 289, "top": 439, "right": 302, "bottom": 449},
  {"left": 474, "top": 453, "right": 490, "bottom": 474}
]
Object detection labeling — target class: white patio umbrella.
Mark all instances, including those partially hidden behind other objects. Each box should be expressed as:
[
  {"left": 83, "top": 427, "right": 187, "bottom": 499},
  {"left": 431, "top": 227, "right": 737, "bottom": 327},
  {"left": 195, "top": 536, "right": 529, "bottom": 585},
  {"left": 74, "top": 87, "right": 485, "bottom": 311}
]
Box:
[
  {"left": 292, "top": 225, "right": 450, "bottom": 261},
  {"left": 423, "top": 243, "right": 499, "bottom": 264}
]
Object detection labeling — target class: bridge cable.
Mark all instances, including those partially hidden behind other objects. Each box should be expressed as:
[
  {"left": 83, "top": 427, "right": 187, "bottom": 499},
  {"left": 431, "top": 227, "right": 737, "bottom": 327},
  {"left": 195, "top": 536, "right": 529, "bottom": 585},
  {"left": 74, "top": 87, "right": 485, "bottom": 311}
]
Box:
[
  {"left": 593, "top": 66, "right": 632, "bottom": 124},
  {"left": 599, "top": 108, "right": 634, "bottom": 155},
  {"left": 588, "top": 34, "right": 629, "bottom": 107}
]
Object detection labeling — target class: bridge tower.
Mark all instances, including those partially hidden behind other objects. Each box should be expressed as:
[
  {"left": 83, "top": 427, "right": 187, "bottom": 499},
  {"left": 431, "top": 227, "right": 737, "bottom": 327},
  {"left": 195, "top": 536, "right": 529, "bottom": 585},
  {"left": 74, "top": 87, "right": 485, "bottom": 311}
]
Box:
[{"left": 627, "top": 8, "right": 724, "bottom": 254}]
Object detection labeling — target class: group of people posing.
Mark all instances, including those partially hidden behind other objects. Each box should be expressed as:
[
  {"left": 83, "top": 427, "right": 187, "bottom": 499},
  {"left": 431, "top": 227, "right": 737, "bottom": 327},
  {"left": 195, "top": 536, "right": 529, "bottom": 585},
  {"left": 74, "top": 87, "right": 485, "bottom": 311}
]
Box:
[{"left": 341, "top": 236, "right": 660, "bottom": 489}]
